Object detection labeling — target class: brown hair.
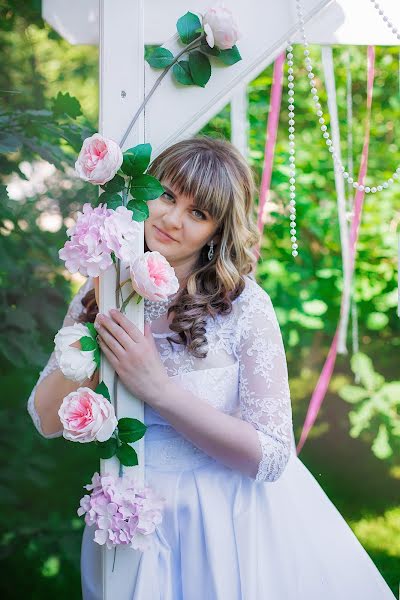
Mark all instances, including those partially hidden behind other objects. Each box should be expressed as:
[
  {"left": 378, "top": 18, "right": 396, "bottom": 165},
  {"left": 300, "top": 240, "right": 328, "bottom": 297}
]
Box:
[{"left": 79, "top": 135, "right": 260, "bottom": 358}]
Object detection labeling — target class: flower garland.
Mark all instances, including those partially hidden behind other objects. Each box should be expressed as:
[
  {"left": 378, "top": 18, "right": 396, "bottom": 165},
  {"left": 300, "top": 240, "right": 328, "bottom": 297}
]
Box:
[{"left": 49, "top": 4, "right": 242, "bottom": 554}]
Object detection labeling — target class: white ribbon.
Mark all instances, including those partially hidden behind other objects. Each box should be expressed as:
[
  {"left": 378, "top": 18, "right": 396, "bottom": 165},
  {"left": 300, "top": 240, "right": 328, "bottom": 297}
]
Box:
[{"left": 321, "top": 46, "right": 350, "bottom": 354}]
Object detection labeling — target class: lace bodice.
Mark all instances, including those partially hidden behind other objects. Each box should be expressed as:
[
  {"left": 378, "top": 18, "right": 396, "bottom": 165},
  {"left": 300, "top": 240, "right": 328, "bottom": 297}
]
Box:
[{"left": 27, "top": 275, "right": 294, "bottom": 482}]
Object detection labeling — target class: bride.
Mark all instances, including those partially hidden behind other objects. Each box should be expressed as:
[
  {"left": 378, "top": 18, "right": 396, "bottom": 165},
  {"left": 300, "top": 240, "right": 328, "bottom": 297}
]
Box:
[{"left": 28, "top": 136, "right": 396, "bottom": 599}]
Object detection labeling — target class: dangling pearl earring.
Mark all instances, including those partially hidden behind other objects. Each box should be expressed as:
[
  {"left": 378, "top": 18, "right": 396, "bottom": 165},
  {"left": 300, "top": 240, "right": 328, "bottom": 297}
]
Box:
[{"left": 207, "top": 240, "right": 214, "bottom": 261}]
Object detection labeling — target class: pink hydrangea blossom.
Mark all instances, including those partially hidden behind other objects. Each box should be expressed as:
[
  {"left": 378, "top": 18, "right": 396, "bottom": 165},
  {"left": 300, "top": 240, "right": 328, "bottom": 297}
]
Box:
[
  {"left": 130, "top": 251, "right": 179, "bottom": 301},
  {"left": 75, "top": 133, "right": 123, "bottom": 185},
  {"left": 203, "top": 4, "right": 240, "bottom": 50},
  {"left": 58, "top": 387, "right": 118, "bottom": 443},
  {"left": 78, "top": 471, "right": 165, "bottom": 551},
  {"left": 58, "top": 203, "right": 114, "bottom": 277},
  {"left": 101, "top": 205, "right": 142, "bottom": 263}
]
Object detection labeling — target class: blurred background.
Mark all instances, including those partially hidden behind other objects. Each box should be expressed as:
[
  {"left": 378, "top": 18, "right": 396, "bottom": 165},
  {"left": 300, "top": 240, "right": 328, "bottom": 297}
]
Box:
[{"left": 0, "top": 1, "right": 399, "bottom": 597}]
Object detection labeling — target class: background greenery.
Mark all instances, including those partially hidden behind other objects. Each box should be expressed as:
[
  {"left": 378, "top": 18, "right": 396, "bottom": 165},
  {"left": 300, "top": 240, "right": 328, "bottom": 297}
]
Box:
[{"left": 0, "top": 1, "right": 399, "bottom": 597}]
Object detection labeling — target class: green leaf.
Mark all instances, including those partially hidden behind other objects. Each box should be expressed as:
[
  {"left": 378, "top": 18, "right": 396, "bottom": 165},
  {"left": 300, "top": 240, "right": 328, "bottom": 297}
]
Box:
[
  {"left": 93, "top": 348, "right": 101, "bottom": 369},
  {"left": 116, "top": 443, "right": 138, "bottom": 466},
  {"left": 188, "top": 51, "right": 211, "bottom": 87},
  {"left": 0, "top": 133, "right": 21, "bottom": 153},
  {"left": 372, "top": 425, "right": 393, "bottom": 460},
  {"left": 130, "top": 174, "right": 164, "bottom": 201},
  {"left": 366, "top": 312, "right": 389, "bottom": 331},
  {"left": 98, "top": 191, "right": 123, "bottom": 210},
  {"left": 80, "top": 336, "right": 97, "bottom": 351},
  {"left": 217, "top": 45, "right": 242, "bottom": 66},
  {"left": 51, "top": 91, "right": 82, "bottom": 119},
  {"left": 95, "top": 437, "right": 118, "bottom": 459},
  {"left": 146, "top": 47, "right": 175, "bottom": 69},
  {"left": 200, "top": 41, "right": 221, "bottom": 56},
  {"left": 172, "top": 60, "right": 194, "bottom": 86},
  {"left": 176, "top": 12, "right": 202, "bottom": 44},
  {"left": 338, "top": 385, "right": 370, "bottom": 404},
  {"left": 101, "top": 174, "right": 125, "bottom": 193},
  {"left": 126, "top": 199, "right": 149, "bottom": 221},
  {"left": 95, "top": 381, "right": 111, "bottom": 401},
  {"left": 350, "top": 353, "right": 384, "bottom": 392},
  {"left": 85, "top": 322, "right": 97, "bottom": 339},
  {"left": 118, "top": 417, "right": 147, "bottom": 443},
  {"left": 121, "top": 143, "right": 152, "bottom": 177}
]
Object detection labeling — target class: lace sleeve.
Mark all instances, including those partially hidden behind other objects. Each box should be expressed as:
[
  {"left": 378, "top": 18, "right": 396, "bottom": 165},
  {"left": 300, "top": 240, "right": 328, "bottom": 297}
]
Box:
[
  {"left": 27, "top": 277, "right": 94, "bottom": 439},
  {"left": 237, "top": 283, "right": 293, "bottom": 483}
]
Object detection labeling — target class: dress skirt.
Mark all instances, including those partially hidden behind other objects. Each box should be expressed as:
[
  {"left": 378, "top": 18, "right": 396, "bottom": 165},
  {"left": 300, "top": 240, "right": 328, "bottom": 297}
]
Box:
[{"left": 81, "top": 427, "right": 396, "bottom": 600}]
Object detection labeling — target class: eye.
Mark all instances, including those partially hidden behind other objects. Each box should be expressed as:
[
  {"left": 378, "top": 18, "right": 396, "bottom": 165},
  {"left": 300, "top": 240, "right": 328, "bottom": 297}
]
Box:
[
  {"left": 161, "top": 191, "right": 174, "bottom": 200},
  {"left": 192, "top": 209, "right": 207, "bottom": 220}
]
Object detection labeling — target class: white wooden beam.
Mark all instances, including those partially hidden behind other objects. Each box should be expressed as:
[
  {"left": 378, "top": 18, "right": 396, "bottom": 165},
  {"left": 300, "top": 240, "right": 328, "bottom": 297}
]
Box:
[
  {"left": 144, "top": 0, "right": 332, "bottom": 156},
  {"left": 43, "top": 0, "right": 400, "bottom": 48},
  {"left": 99, "top": 1, "right": 145, "bottom": 598}
]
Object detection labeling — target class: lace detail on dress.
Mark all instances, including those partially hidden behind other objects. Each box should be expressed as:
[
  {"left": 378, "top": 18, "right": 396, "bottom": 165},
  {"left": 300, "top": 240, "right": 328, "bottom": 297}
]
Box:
[
  {"left": 26, "top": 277, "right": 94, "bottom": 439},
  {"left": 236, "top": 280, "right": 293, "bottom": 483}
]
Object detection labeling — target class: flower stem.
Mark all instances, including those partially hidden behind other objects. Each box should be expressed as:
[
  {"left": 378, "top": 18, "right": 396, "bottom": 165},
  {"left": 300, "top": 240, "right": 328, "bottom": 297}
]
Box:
[
  {"left": 118, "top": 277, "right": 131, "bottom": 288},
  {"left": 121, "top": 290, "right": 139, "bottom": 313},
  {"left": 119, "top": 35, "right": 205, "bottom": 148},
  {"left": 112, "top": 545, "right": 117, "bottom": 572}
]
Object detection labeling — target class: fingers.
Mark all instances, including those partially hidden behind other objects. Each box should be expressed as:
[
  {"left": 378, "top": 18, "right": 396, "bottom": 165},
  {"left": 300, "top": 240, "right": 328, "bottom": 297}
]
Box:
[
  {"left": 97, "top": 335, "right": 119, "bottom": 369},
  {"left": 108, "top": 309, "right": 142, "bottom": 343},
  {"left": 95, "top": 313, "right": 134, "bottom": 352}
]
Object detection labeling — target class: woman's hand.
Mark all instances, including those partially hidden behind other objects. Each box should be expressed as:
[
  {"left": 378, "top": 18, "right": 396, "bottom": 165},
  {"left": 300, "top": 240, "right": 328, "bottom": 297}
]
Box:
[{"left": 94, "top": 309, "right": 168, "bottom": 407}]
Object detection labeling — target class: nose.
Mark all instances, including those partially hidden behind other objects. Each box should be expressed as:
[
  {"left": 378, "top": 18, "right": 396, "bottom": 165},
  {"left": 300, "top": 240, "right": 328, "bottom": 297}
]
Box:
[{"left": 162, "top": 204, "right": 183, "bottom": 229}]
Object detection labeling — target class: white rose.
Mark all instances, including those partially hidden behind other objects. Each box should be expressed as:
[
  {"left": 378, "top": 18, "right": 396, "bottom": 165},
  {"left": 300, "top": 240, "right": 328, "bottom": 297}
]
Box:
[
  {"left": 203, "top": 4, "right": 240, "bottom": 50},
  {"left": 54, "top": 323, "right": 97, "bottom": 383}
]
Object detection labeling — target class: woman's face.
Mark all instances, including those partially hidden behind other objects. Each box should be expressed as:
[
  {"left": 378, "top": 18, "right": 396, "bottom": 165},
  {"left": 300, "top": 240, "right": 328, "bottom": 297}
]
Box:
[{"left": 144, "top": 180, "right": 220, "bottom": 276}]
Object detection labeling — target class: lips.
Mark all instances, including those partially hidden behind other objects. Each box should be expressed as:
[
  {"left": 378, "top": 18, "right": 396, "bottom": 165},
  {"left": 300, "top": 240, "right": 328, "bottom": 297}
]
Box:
[{"left": 154, "top": 225, "right": 177, "bottom": 241}]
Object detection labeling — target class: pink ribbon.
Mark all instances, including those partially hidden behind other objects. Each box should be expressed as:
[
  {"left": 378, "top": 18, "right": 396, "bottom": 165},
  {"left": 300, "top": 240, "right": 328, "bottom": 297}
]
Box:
[
  {"left": 296, "top": 46, "right": 376, "bottom": 455},
  {"left": 254, "top": 52, "right": 285, "bottom": 261}
]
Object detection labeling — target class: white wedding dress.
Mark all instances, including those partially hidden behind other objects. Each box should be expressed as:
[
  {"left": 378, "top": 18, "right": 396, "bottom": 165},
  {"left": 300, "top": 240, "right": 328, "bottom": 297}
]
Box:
[{"left": 27, "top": 275, "right": 396, "bottom": 599}]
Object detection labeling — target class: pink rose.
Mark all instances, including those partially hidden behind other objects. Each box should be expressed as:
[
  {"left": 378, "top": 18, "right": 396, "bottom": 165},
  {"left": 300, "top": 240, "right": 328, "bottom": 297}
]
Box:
[
  {"left": 75, "top": 133, "right": 123, "bottom": 185},
  {"left": 203, "top": 4, "right": 240, "bottom": 50},
  {"left": 58, "top": 387, "right": 118, "bottom": 443},
  {"left": 129, "top": 251, "right": 179, "bottom": 301}
]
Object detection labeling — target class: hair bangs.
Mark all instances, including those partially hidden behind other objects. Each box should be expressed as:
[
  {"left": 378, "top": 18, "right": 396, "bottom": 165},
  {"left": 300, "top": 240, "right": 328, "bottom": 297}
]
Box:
[{"left": 150, "top": 149, "right": 231, "bottom": 226}]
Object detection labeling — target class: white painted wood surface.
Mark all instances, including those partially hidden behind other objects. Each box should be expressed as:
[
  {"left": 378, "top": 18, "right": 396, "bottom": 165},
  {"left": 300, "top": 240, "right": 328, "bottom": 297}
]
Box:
[
  {"left": 98, "top": 1, "right": 145, "bottom": 598},
  {"left": 43, "top": 1, "right": 400, "bottom": 48},
  {"left": 144, "top": 0, "right": 332, "bottom": 156}
]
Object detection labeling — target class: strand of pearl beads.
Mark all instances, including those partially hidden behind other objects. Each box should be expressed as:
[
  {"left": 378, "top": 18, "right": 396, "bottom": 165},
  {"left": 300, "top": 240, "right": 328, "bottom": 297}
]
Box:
[
  {"left": 287, "top": 44, "right": 298, "bottom": 257},
  {"left": 294, "top": 0, "right": 400, "bottom": 194},
  {"left": 369, "top": 0, "right": 400, "bottom": 42}
]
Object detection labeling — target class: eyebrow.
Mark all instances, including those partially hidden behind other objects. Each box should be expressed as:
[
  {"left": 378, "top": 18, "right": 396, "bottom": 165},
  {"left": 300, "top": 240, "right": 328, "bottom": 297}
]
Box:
[{"left": 162, "top": 184, "right": 210, "bottom": 213}]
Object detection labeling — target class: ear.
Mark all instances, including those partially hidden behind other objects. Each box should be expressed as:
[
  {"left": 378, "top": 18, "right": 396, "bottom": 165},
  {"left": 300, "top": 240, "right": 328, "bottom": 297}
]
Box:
[{"left": 210, "top": 234, "right": 221, "bottom": 246}]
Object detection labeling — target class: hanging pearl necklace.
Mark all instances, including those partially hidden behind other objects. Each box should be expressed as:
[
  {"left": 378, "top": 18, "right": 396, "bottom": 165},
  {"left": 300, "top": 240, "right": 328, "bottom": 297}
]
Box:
[
  {"left": 289, "top": 0, "right": 400, "bottom": 256},
  {"left": 143, "top": 293, "right": 179, "bottom": 323},
  {"left": 369, "top": 0, "right": 400, "bottom": 41},
  {"left": 286, "top": 45, "right": 298, "bottom": 257}
]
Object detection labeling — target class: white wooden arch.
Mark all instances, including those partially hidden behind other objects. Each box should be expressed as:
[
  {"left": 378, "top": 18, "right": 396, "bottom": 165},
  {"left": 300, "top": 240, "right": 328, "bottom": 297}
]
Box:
[{"left": 41, "top": 1, "right": 400, "bottom": 598}]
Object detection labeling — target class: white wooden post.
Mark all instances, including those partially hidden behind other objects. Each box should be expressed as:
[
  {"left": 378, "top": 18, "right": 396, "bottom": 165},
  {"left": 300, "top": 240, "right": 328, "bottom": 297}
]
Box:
[{"left": 98, "top": 2, "right": 145, "bottom": 598}]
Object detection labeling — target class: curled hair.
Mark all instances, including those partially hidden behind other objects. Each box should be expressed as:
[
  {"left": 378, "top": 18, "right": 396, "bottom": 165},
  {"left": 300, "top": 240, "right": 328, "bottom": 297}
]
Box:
[{"left": 79, "top": 135, "right": 261, "bottom": 358}]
